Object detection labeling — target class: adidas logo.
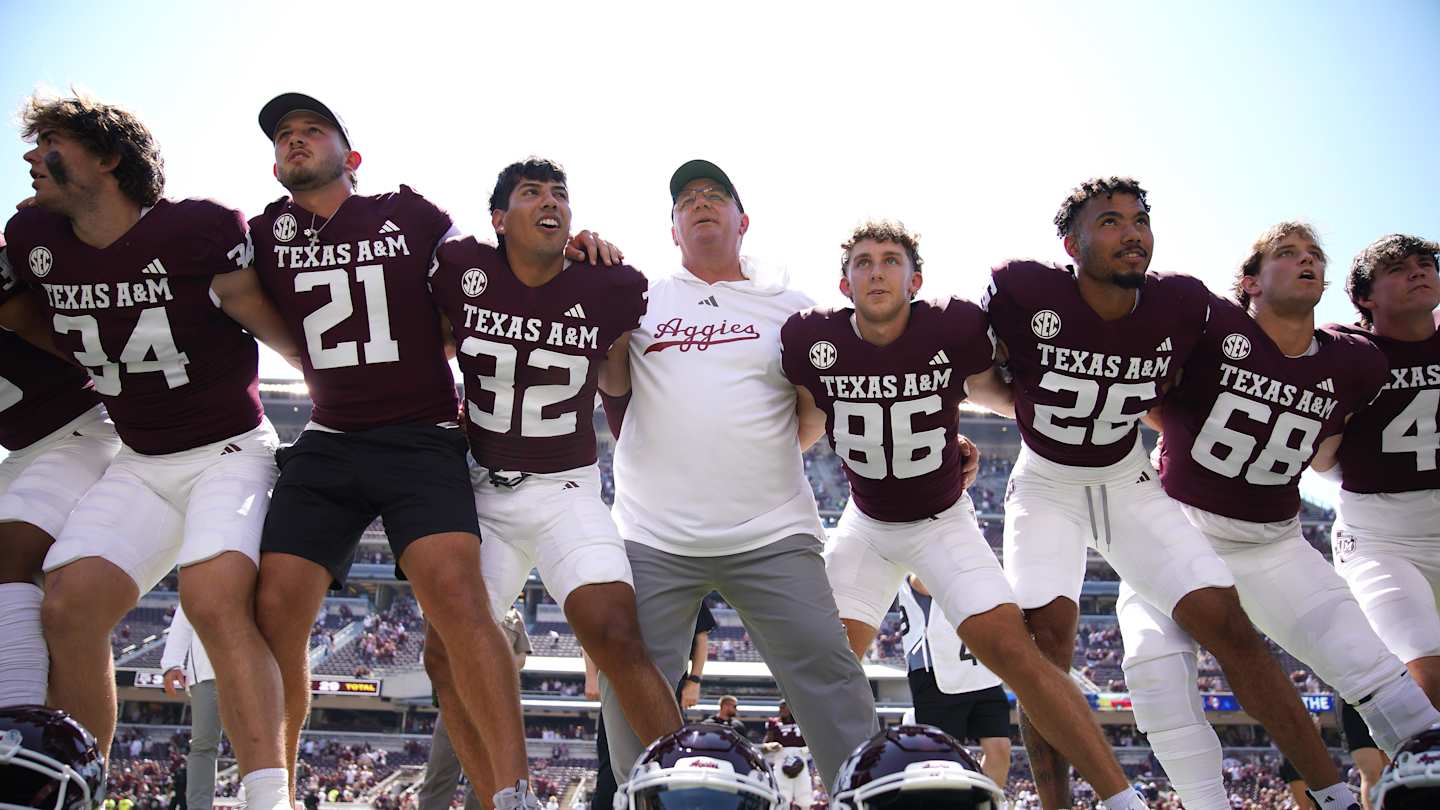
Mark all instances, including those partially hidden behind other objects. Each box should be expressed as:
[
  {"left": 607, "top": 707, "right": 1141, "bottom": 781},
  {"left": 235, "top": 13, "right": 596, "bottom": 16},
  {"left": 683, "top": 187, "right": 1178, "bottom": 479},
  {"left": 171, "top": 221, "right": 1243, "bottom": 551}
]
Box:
[
  {"left": 564, "top": 304, "right": 587, "bottom": 319},
  {"left": 141, "top": 258, "right": 167, "bottom": 276},
  {"left": 379, "top": 220, "right": 400, "bottom": 234},
  {"left": 562, "top": 481, "right": 579, "bottom": 490},
  {"left": 698, "top": 295, "right": 719, "bottom": 307},
  {"left": 929, "top": 350, "right": 950, "bottom": 366},
  {"left": 1156, "top": 337, "right": 1172, "bottom": 352},
  {"left": 1136, "top": 470, "right": 1151, "bottom": 483},
  {"left": 1317, "top": 378, "right": 1335, "bottom": 393},
  {"left": 219, "top": 443, "right": 243, "bottom": 456}
]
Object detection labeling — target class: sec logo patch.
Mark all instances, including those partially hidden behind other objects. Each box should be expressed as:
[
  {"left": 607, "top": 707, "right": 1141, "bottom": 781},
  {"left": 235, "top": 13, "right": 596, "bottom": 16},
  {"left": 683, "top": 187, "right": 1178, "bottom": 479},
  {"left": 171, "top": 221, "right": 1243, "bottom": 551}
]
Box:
[
  {"left": 28, "top": 246, "right": 53, "bottom": 278},
  {"left": 1031, "top": 309, "right": 1061, "bottom": 339},
  {"left": 273, "top": 213, "right": 298, "bottom": 243},
  {"left": 462, "top": 268, "right": 488, "bottom": 297},
  {"left": 1222, "top": 333, "right": 1252, "bottom": 360},
  {"left": 809, "top": 340, "right": 837, "bottom": 370}
]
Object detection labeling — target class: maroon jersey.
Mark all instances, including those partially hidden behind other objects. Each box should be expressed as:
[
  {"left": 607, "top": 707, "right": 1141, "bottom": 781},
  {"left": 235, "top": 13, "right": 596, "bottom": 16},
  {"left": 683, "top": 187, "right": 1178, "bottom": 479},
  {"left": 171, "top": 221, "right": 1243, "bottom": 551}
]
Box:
[
  {"left": 1331, "top": 316, "right": 1440, "bottom": 494},
  {"left": 1159, "top": 298, "right": 1387, "bottom": 522},
  {"left": 250, "top": 186, "right": 459, "bottom": 431},
  {"left": 780, "top": 298, "right": 994, "bottom": 522},
  {"left": 429, "top": 237, "right": 647, "bottom": 473},
  {"left": 0, "top": 238, "right": 100, "bottom": 450},
  {"left": 2, "top": 201, "right": 262, "bottom": 455},
  {"left": 983, "top": 261, "right": 1210, "bottom": 468},
  {"left": 765, "top": 717, "right": 807, "bottom": 748}
]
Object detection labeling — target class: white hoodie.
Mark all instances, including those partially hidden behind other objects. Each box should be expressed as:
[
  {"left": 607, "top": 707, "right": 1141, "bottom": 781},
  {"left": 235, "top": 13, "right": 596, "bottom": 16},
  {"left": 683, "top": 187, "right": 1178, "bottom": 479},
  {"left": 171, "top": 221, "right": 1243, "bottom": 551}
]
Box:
[{"left": 613, "top": 257, "right": 825, "bottom": 557}]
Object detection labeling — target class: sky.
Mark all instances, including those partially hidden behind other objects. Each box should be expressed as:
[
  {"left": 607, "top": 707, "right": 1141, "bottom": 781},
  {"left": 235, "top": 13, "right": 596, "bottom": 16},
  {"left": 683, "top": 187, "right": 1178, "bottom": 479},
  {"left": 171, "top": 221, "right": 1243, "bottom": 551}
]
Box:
[{"left": 2, "top": 1, "right": 1437, "bottom": 499}]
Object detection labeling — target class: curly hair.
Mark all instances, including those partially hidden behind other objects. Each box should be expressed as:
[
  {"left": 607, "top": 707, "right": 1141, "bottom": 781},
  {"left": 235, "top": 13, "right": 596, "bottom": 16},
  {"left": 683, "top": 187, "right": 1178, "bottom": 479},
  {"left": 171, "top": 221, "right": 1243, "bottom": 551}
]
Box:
[
  {"left": 840, "top": 219, "right": 923, "bottom": 276},
  {"left": 1233, "top": 221, "right": 1325, "bottom": 312},
  {"left": 20, "top": 93, "right": 165, "bottom": 207},
  {"left": 1347, "top": 233, "right": 1440, "bottom": 326},
  {"left": 1053, "top": 177, "right": 1150, "bottom": 238},
  {"left": 489, "top": 157, "right": 567, "bottom": 213}
]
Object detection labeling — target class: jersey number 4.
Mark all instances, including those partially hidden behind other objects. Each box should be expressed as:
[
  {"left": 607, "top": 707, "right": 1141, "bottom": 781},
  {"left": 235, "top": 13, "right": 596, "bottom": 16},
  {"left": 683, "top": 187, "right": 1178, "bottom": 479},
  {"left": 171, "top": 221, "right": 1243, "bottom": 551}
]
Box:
[
  {"left": 462, "top": 337, "right": 587, "bottom": 438},
  {"left": 1382, "top": 389, "right": 1439, "bottom": 471}
]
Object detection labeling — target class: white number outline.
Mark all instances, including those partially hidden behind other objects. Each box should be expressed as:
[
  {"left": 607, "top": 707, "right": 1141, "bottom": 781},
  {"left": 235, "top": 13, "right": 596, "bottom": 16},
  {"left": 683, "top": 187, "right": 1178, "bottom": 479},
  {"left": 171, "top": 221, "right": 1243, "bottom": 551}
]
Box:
[
  {"left": 832, "top": 395, "right": 946, "bottom": 480},
  {"left": 1030, "top": 371, "right": 1156, "bottom": 447},
  {"left": 460, "top": 337, "right": 588, "bottom": 438},
  {"left": 1190, "top": 391, "right": 1322, "bottom": 484},
  {"left": 53, "top": 308, "right": 190, "bottom": 396},
  {"left": 294, "top": 264, "right": 400, "bottom": 370},
  {"left": 1381, "top": 389, "right": 1439, "bottom": 472}
]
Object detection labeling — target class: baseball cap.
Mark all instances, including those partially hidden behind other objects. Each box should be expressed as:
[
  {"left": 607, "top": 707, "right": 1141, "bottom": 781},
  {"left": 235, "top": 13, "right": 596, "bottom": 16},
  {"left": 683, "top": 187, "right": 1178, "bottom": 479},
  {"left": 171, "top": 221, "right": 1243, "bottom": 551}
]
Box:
[
  {"left": 258, "top": 92, "right": 351, "bottom": 148},
  {"left": 669, "top": 159, "right": 743, "bottom": 212}
]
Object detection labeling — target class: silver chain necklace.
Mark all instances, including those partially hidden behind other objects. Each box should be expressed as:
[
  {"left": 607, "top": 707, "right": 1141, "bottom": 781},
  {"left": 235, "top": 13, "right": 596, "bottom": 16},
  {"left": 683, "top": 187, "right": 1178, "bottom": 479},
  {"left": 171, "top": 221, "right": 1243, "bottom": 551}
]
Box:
[{"left": 301, "top": 195, "right": 351, "bottom": 246}]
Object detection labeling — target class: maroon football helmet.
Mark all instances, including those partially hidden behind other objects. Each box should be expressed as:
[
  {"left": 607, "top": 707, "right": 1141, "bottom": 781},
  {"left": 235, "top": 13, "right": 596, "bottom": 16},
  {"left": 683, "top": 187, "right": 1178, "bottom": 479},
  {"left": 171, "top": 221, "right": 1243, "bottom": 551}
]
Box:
[
  {"left": 618, "top": 723, "right": 781, "bottom": 810},
  {"left": 0, "top": 705, "right": 105, "bottom": 810},
  {"left": 831, "top": 724, "right": 1004, "bottom": 810},
  {"left": 1373, "top": 724, "right": 1440, "bottom": 810},
  {"left": 781, "top": 754, "right": 806, "bottom": 779}
]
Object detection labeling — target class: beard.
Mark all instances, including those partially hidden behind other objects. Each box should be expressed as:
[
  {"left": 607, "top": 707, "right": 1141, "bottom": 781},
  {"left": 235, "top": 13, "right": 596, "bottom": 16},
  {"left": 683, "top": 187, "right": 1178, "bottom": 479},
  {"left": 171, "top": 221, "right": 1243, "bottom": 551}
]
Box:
[
  {"left": 279, "top": 152, "right": 346, "bottom": 192},
  {"left": 1080, "top": 241, "right": 1148, "bottom": 289},
  {"left": 1111, "top": 270, "right": 1146, "bottom": 289}
]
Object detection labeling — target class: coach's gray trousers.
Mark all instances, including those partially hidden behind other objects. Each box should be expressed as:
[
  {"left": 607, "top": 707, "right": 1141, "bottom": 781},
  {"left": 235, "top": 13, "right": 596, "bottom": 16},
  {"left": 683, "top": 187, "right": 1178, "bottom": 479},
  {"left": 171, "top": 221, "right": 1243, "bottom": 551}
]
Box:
[
  {"left": 598, "top": 533, "right": 878, "bottom": 788},
  {"left": 416, "top": 715, "right": 483, "bottom": 810},
  {"left": 187, "top": 680, "right": 223, "bottom": 810}
]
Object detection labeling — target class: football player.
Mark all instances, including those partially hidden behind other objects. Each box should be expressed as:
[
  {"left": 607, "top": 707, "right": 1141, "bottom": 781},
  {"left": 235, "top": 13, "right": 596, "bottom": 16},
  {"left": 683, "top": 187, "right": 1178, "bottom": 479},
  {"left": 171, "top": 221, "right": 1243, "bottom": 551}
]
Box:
[
  {"left": 0, "top": 93, "right": 301, "bottom": 810},
  {"left": 1116, "top": 222, "right": 1438, "bottom": 810},
  {"left": 983, "top": 178, "right": 1357, "bottom": 810},
  {"left": 783, "top": 220, "right": 1140, "bottom": 809},
  {"left": 246, "top": 95, "right": 612, "bottom": 810},
  {"left": 0, "top": 236, "right": 118, "bottom": 708},
  {"left": 425, "top": 157, "right": 683, "bottom": 787},
  {"left": 1331, "top": 234, "right": 1440, "bottom": 707}
]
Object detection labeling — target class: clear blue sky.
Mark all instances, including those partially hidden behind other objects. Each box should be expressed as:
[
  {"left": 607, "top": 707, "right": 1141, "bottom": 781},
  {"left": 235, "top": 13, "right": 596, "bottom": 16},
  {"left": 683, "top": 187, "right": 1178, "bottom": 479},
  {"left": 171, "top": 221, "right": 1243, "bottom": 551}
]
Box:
[{"left": 2, "top": 1, "right": 1437, "bottom": 498}]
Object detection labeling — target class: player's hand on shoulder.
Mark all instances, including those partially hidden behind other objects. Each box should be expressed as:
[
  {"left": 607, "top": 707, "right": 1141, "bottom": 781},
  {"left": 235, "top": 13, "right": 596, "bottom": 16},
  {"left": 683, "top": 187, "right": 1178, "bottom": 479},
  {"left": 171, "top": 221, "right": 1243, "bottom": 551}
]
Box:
[
  {"left": 566, "top": 230, "right": 623, "bottom": 266},
  {"left": 957, "top": 434, "right": 980, "bottom": 489}
]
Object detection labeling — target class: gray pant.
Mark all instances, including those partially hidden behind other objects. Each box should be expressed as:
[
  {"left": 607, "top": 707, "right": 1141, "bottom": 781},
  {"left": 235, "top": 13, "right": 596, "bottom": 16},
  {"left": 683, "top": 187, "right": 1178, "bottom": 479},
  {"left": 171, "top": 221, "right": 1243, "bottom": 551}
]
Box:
[
  {"left": 187, "top": 680, "right": 223, "bottom": 810},
  {"left": 417, "top": 715, "right": 483, "bottom": 810},
  {"left": 599, "top": 534, "right": 878, "bottom": 788}
]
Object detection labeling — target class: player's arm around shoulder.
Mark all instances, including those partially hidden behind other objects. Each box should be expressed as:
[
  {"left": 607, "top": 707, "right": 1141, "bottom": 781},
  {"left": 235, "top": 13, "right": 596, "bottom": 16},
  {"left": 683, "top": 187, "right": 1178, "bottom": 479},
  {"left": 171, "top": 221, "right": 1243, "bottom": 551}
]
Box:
[
  {"left": 779, "top": 309, "right": 826, "bottom": 449},
  {"left": 212, "top": 266, "right": 302, "bottom": 368},
  {"left": 597, "top": 265, "right": 649, "bottom": 397},
  {"left": 950, "top": 296, "right": 1014, "bottom": 418}
]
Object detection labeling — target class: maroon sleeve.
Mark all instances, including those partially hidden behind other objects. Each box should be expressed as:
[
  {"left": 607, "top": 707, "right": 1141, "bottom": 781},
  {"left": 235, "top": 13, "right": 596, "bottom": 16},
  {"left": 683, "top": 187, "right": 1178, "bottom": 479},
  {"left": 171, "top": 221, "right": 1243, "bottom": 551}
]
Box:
[
  {"left": 400, "top": 186, "right": 455, "bottom": 256},
  {"left": 601, "top": 391, "right": 630, "bottom": 439},
  {"left": 779, "top": 311, "right": 815, "bottom": 386},
  {"left": 943, "top": 297, "right": 996, "bottom": 379},
  {"left": 1350, "top": 338, "right": 1391, "bottom": 408},
  {"left": 0, "top": 235, "right": 22, "bottom": 306},
  {"left": 181, "top": 200, "right": 251, "bottom": 277}
]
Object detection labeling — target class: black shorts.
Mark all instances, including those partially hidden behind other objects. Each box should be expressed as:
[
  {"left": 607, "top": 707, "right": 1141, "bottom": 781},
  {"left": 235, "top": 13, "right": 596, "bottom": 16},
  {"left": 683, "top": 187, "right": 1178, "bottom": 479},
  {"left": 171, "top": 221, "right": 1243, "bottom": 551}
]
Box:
[
  {"left": 261, "top": 422, "right": 481, "bottom": 588},
  {"left": 909, "top": 669, "right": 1011, "bottom": 741}
]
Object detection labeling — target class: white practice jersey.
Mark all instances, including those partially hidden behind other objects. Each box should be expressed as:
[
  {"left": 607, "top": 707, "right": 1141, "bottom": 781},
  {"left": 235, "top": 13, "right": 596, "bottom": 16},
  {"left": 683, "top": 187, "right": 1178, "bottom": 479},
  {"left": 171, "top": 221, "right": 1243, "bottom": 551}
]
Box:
[{"left": 898, "top": 578, "right": 1001, "bottom": 694}]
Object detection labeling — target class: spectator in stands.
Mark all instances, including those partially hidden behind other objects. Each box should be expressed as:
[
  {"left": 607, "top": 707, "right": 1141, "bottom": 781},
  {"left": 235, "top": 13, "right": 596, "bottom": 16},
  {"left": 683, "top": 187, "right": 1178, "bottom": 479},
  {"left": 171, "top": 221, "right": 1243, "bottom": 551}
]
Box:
[
  {"left": 417, "top": 606, "right": 531, "bottom": 810},
  {"left": 161, "top": 606, "right": 223, "bottom": 810}
]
